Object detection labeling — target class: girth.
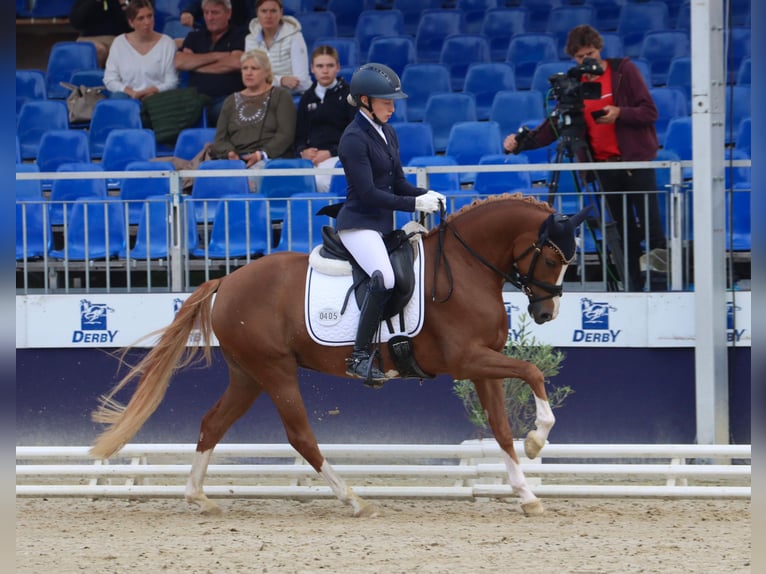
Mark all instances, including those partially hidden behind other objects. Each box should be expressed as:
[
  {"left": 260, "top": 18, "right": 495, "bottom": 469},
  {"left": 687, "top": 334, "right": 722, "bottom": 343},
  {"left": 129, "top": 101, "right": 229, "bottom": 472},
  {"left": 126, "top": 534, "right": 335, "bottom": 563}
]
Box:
[{"left": 319, "top": 226, "right": 416, "bottom": 319}]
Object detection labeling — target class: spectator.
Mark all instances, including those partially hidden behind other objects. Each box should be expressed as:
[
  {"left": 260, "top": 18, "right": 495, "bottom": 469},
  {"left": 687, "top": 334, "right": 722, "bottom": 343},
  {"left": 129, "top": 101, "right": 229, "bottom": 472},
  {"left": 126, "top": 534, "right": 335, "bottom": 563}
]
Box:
[
  {"left": 208, "top": 48, "right": 297, "bottom": 173},
  {"left": 245, "top": 0, "right": 311, "bottom": 96},
  {"left": 103, "top": 0, "right": 178, "bottom": 100},
  {"left": 69, "top": 0, "right": 132, "bottom": 68},
  {"left": 179, "top": 0, "right": 251, "bottom": 31},
  {"left": 295, "top": 45, "right": 357, "bottom": 192},
  {"left": 503, "top": 25, "right": 666, "bottom": 292},
  {"left": 175, "top": 0, "right": 247, "bottom": 126}
]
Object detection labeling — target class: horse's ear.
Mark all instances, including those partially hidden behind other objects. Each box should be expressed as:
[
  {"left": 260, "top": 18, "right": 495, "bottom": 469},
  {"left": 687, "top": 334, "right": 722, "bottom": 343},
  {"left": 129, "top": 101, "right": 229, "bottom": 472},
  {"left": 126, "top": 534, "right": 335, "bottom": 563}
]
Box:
[{"left": 569, "top": 205, "right": 593, "bottom": 228}]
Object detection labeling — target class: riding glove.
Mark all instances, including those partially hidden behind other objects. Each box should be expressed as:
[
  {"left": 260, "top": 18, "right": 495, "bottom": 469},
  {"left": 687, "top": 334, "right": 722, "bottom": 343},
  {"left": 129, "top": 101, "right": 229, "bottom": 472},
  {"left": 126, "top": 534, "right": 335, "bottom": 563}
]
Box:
[{"left": 415, "top": 193, "right": 442, "bottom": 214}]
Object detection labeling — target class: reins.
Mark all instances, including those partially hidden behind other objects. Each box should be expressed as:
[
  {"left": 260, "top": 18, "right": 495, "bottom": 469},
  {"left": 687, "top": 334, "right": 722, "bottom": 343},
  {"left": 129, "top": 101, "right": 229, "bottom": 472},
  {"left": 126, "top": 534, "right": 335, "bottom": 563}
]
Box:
[{"left": 430, "top": 207, "right": 565, "bottom": 304}]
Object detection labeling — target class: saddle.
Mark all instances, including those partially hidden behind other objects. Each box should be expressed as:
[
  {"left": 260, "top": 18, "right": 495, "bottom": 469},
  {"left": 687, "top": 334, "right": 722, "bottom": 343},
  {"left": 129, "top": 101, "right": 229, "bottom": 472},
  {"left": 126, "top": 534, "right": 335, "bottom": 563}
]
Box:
[{"left": 318, "top": 226, "right": 417, "bottom": 322}]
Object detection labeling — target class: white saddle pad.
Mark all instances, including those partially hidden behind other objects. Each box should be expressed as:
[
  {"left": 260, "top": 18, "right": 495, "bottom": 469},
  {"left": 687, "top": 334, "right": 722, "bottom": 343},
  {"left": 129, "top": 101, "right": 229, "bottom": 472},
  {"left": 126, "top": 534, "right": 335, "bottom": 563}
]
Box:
[{"left": 304, "top": 233, "right": 425, "bottom": 347}]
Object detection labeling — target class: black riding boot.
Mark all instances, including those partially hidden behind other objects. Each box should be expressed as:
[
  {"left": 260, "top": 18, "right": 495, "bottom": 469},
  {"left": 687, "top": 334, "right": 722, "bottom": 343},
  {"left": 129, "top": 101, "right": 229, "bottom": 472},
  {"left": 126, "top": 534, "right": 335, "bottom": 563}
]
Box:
[{"left": 346, "top": 271, "right": 392, "bottom": 386}]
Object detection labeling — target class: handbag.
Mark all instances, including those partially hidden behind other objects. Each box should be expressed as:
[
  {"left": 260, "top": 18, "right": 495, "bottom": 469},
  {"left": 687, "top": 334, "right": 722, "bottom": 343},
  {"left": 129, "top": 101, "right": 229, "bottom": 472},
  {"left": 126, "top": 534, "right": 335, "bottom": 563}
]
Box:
[
  {"left": 140, "top": 87, "right": 209, "bottom": 146},
  {"left": 60, "top": 82, "right": 106, "bottom": 123}
]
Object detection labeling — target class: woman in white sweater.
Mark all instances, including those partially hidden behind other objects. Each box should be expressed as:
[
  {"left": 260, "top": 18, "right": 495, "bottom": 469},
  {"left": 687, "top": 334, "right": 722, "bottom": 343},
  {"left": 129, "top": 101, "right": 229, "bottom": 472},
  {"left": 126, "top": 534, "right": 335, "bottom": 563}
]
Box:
[
  {"left": 244, "top": 0, "right": 311, "bottom": 96},
  {"left": 103, "top": 0, "right": 178, "bottom": 99}
]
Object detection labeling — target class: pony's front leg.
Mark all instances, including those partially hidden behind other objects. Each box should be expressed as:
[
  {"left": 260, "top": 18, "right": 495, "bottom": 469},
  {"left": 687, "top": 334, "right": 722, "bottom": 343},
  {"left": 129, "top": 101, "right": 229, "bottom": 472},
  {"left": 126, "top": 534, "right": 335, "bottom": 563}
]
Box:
[
  {"left": 472, "top": 378, "right": 544, "bottom": 516},
  {"left": 185, "top": 448, "right": 221, "bottom": 515},
  {"left": 320, "top": 460, "right": 381, "bottom": 518}
]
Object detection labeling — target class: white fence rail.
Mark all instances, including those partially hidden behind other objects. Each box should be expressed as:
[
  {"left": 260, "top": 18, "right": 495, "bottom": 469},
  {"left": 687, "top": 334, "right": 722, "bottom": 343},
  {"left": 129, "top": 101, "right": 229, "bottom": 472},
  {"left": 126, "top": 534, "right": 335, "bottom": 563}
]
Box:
[{"left": 16, "top": 442, "right": 751, "bottom": 500}]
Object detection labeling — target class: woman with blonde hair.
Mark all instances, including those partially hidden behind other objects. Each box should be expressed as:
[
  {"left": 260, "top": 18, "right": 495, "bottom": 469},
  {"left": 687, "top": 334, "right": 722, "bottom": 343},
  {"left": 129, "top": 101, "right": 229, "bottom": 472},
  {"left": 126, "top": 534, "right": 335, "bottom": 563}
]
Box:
[{"left": 209, "top": 48, "right": 297, "bottom": 167}]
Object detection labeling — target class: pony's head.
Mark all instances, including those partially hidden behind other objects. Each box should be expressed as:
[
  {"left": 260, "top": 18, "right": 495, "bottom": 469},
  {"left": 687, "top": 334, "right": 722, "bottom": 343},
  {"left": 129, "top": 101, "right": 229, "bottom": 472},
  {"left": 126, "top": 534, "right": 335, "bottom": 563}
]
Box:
[{"left": 512, "top": 206, "right": 591, "bottom": 324}]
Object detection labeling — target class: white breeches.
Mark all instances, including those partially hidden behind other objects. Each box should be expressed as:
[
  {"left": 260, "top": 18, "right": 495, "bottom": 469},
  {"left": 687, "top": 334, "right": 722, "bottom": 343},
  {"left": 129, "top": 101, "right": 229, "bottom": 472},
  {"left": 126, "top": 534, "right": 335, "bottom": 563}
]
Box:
[{"left": 338, "top": 228, "right": 395, "bottom": 289}]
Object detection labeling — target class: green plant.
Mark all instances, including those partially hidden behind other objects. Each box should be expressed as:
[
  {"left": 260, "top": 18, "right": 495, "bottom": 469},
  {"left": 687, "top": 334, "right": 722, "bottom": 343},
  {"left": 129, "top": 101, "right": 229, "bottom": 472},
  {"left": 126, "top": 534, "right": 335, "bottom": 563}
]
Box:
[{"left": 452, "top": 313, "right": 572, "bottom": 437}]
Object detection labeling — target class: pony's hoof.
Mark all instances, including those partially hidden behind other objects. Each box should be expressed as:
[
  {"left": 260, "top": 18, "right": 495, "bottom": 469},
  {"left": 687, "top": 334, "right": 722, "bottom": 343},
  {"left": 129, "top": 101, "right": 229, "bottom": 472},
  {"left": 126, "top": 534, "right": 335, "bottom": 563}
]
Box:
[
  {"left": 187, "top": 495, "right": 222, "bottom": 515},
  {"left": 524, "top": 431, "right": 545, "bottom": 459},
  {"left": 521, "top": 499, "right": 545, "bottom": 516},
  {"left": 354, "top": 503, "right": 382, "bottom": 518}
]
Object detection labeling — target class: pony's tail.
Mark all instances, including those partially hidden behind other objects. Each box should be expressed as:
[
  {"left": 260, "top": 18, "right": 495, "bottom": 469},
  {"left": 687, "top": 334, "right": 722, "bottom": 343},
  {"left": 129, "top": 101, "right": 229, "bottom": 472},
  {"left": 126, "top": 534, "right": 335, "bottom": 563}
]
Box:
[{"left": 89, "top": 278, "right": 222, "bottom": 459}]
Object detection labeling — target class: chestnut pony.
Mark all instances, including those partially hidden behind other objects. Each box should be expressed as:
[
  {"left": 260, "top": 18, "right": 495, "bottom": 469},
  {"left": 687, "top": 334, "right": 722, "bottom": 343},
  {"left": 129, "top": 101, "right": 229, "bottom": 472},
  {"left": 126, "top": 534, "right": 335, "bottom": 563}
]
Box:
[{"left": 90, "top": 193, "right": 589, "bottom": 516}]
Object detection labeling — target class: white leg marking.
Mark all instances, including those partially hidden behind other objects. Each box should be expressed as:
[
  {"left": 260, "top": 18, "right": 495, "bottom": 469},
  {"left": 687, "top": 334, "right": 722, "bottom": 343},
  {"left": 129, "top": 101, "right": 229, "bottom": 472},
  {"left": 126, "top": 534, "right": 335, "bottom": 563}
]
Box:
[
  {"left": 320, "top": 460, "right": 380, "bottom": 517},
  {"left": 500, "top": 450, "right": 537, "bottom": 504},
  {"left": 533, "top": 395, "right": 555, "bottom": 442},
  {"left": 185, "top": 449, "right": 221, "bottom": 514}
]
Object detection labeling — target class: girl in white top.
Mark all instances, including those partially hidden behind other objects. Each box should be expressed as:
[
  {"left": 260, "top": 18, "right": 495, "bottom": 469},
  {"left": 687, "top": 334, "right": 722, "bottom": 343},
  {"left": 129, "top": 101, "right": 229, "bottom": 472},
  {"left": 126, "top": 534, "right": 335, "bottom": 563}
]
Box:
[
  {"left": 103, "top": 0, "right": 178, "bottom": 99},
  {"left": 244, "top": 0, "right": 311, "bottom": 96}
]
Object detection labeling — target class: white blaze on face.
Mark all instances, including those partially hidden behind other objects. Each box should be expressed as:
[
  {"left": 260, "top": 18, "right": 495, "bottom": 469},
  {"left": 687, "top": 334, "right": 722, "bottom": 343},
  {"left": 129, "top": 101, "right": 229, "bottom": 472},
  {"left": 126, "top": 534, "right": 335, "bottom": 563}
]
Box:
[{"left": 550, "top": 264, "right": 568, "bottom": 319}]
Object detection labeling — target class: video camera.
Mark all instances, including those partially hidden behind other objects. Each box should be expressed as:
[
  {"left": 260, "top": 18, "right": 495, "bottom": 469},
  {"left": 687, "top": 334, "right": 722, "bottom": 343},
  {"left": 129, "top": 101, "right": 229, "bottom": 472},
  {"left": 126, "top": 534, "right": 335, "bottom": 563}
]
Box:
[{"left": 548, "top": 57, "right": 604, "bottom": 112}]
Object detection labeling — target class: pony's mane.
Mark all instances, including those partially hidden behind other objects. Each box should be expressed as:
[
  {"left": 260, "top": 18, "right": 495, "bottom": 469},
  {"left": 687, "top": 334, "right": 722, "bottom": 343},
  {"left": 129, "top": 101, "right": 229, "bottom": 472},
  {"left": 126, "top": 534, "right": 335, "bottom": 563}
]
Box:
[{"left": 427, "top": 193, "right": 554, "bottom": 235}]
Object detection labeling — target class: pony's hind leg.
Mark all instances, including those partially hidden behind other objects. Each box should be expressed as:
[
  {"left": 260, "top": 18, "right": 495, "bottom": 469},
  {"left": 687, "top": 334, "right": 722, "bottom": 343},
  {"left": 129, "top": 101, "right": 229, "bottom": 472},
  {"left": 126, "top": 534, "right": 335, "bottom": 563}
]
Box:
[
  {"left": 185, "top": 366, "right": 262, "bottom": 514},
  {"left": 472, "top": 378, "right": 544, "bottom": 516},
  {"left": 266, "top": 374, "right": 380, "bottom": 518}
]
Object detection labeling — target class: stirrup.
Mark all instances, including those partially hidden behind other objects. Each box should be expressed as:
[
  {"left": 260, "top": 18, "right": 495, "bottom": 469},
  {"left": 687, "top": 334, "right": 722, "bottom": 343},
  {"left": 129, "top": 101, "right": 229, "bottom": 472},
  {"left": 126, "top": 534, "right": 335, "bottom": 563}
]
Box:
[{"left": 346, "top": 350, "right": 388, "bottom": 388}]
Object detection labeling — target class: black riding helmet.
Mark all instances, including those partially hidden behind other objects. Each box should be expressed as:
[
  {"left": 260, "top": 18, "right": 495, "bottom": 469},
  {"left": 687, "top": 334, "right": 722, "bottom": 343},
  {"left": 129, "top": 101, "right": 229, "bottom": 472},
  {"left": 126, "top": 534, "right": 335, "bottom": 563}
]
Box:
[{"left": 348, "top": 63, "right": 407, "bottom": 122}]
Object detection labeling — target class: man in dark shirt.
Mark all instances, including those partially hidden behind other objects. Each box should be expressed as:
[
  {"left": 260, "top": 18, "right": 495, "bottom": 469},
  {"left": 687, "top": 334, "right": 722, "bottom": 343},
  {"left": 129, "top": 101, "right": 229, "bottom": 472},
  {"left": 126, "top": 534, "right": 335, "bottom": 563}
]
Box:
[
  {"left": 69, "top": 0, "right": 131, "bottom": 67},
  {"left": 175, "top": 0, "right": 246, "bottom": 126}
]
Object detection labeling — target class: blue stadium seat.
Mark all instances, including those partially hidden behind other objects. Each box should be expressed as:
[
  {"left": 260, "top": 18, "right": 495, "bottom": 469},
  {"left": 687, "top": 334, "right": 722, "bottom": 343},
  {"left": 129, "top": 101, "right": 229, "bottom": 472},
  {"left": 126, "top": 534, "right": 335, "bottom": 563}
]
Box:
[
  {"left": 391, "top": 122, "right": 436, "bottom": 166},
  {"left": 152, "top": 0, "right": 183, "bottom": 33},
  {"left": 119, "top": 161, "right": 175, "bottom": 225},
  {"left": 675, "top": 0, "right": 690, "bottom": 31},
  {"left": 518, "top": 144, "right": 558, "bottom": 184},
  {"left": 16, "top": 163, "right": 44, "bottom": 200},
  {"left": 662, "top": 116, "right": 692, "bottom": 160},
  {"left": 639, "top": 30, "right": 690, "bottom": 86},
  {"left": 49, "top": 199, "right": 126, "bottom": 261},
  {"left": 275, "top": 192, "right": 336, "bottom": 253},
  {"left": 727, "top": 182, "right": 751, "bottom": 252},
  {"left": 191, "top": 159, "right": 250, "bottom": 223},
  {"left": 736, "top": 57, "right": 750, "bottom": 86},
  {"left": 173, "top": 127, "right": 217, "bottom": 160},
  {"left": 100, "top": 129, "right": 157, "bottom": 172},
  {"left": 366, "top": 35, "right": 416, "bottom": 77},
  {"left": 489, "top": 90, "right": 545, "bottom": 138},
  {"left": 45, "top": 41, "right": 99, "bottom": 99},
  {"left": 505, "top": 33, "right": 558, "bottom": 91},
  {"left": 89, "top": 99, "right": 143, "bottom": 159},
  {"left": 29, "top": 0, "right": 72, "bottom": 17},
  {"left": 735, "top": 116, "right": 750, "bottom": 156},
  {"left": 191, "top": 195, "right": 271, "bottom": 259},
  {"left": 480, "top": 8, "right": 528, "bottom": 61},
  {"left": 312, "top": 36, "right": 359, "bottom": 68},
  {"left": 725, "top": 27, "right": 750, "bottom": 84},
  {"left": 17, "top": 0, "right": 32, "bottom": 17},
  {"left": 530, "top": 60, "right": 572, "bottom": 99},
  {"left": 616, "top": 1, "right": 670, "bottom": 58},
  {"left": 472, "top": 153, "right": 532, "bottom": 196},
  {"left": 390, "top": 98, "right": 408, "bottom": 123},
  {"left": 457, "top": 0, "right": 499, "bottom": 34},
  {"left": 423, "top": 92, "right": 477, "bottom": 152},
  {"left": 162, "top": 18, "right": 193, "bottom": 42},
  {"left": 400, "top": 63, "right": 451, "bottom": 122},
  {"left": 415, "top": 9, "right": 465, "bottom": 63},
  {"left": 69, "top": 69, "right": 107, "bottom": 89},
  {"left": 326, "top": 0, "right": 370, "bottom": 37},
  {"left": 259, "top": 158, "right": 318, "bottom": 220},
  {"left": 445, "top": 120, "right": 503, "bottom": 184},
  {"left": 726, "top": 86, "right": 750, "bottom": 145},
  {"left": 730, "top": 0, "right": 750, "bottom": 27},
  {"left": 16, "top": 69, "right": 47, "bottom": 116},
  {"left": 35, "top": 130, "right": 91, "bottom": 187},
  {"left": 463, "top": 62, "right": 516, "bottom": 120},
  {"left": 546, "top": 5, "right": 595, "bottom": 59},
  {"left": 600, "top": 32, "right": 624, "bottom": 58},
  {"left": 49, "top": 162, "right": 109, "bottom": 226},
  {"left": 124, "top": 196, "right": 173, "bottom": 260},
  {"left": 354, "top": 9, "right": 404, "bottom": 58},
  {"left": 665, "top": 56, "right": 691, "bottom": 101},
  {"left": 394, "top": 0, "right": 439, "bottom": 36},
  {"left": 589, "top": 0, "right": 626, "bottom": 32},
  {"left": 649, "top": 87, "right": 688, "bottom": 142},
  {"left": 16, "top": 135, "right": 20, "bottom": 163},
  {"left": 439, "top": 34, "right": 491, "bottom": 92},
  {"left": 16, "top": 100, "right": 69, "bottom": 160},
  {"left": 519, "top": 0, "right": 559, "bottom": 33},
  {"left": 405, "top": 155, "right": 462, "bottom": 193},
  {"left": 297, "top": 11, "right": 338, "bottom": 53},
  {"left": 16, "top": 199, "right": 51, "bottom": 261},
  {"left": 327, "top": 159, "right": 348, "bottom": 197}
]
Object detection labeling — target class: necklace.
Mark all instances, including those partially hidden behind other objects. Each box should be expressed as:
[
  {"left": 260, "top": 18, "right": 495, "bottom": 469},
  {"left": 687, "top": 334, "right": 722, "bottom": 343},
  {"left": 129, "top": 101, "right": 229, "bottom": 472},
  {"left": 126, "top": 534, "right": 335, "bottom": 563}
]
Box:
[{"left": 235, "top": 89, "right": 272, "bottom": 124}]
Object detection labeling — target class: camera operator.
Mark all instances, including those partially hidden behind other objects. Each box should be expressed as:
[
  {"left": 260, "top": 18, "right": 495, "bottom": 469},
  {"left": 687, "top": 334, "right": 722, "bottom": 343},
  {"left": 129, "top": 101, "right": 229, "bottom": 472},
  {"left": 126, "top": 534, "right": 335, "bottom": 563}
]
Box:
[{"left": 503, "top": 25, "right": 666, "bottom": 292}]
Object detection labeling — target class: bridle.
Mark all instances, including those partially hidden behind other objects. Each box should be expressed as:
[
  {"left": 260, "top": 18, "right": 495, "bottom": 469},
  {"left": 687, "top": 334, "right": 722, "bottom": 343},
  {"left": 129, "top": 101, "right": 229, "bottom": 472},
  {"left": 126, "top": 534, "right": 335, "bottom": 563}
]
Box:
[{"left": 429, "top": 207, "right": 571, "bottom": 305}]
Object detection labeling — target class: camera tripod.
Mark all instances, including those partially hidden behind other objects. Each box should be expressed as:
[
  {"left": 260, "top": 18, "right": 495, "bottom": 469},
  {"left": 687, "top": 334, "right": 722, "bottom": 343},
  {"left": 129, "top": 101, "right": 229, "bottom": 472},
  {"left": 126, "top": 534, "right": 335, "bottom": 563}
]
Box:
[{"left": 544, "top": 113, "right": 629, "bottom": 291}]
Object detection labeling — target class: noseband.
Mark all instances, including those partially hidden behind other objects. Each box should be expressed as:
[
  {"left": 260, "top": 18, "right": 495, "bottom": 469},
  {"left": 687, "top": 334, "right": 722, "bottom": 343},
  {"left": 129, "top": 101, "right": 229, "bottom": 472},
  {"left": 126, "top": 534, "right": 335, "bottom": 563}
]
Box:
[{"left": 430, "top": 211, "right": 571, "bottom": 305}]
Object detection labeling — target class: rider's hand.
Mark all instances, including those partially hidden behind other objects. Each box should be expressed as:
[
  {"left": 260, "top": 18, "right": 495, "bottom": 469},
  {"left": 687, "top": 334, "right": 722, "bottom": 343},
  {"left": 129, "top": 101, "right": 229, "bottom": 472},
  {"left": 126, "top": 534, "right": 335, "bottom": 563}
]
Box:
[{"left": 415, "top": 193, "right": 441, "bottom": 214}]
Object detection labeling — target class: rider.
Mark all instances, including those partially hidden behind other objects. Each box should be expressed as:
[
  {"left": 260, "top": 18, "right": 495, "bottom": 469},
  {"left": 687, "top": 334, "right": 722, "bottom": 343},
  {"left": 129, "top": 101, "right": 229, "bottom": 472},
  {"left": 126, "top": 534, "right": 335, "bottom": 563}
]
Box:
[{"left": 336, "top": 62, "right": 445, "bottom": 385}]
